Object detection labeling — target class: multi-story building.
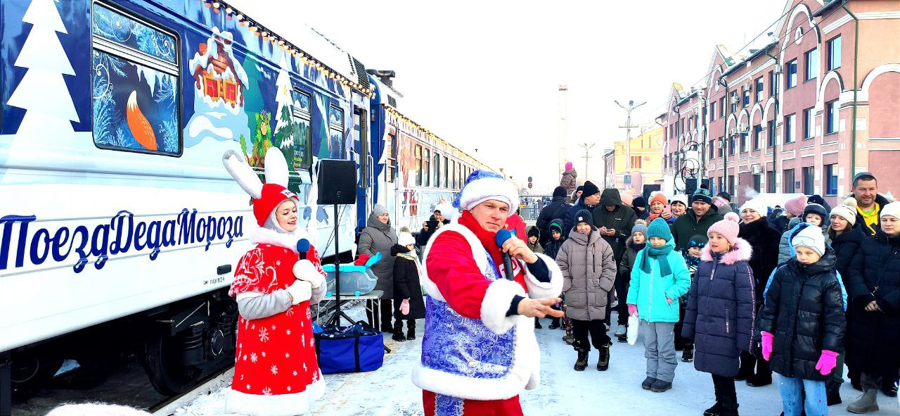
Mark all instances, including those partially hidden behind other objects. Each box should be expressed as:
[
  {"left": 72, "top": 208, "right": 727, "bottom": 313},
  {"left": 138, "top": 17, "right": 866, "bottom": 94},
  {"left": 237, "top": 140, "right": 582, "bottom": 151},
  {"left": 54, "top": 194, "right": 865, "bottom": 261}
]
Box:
[
  {"left": 609, "top": 126, "right": 665, "bottom": 191},
  {"left": 604, "top": 148, "right": 615, "bottom": 189},
  {"left": 664, "top": 0, "right": 900, "bottom": 206}
]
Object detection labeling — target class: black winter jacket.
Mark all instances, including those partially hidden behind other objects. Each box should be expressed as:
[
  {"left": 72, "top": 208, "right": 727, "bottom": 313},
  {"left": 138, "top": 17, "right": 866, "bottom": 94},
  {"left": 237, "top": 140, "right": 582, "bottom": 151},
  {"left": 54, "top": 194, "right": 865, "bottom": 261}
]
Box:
[
  {"left": 739, "top": 219, "right": 781, "bottom": 300},
  {"left": 758, "top": 247, "right": 845, "bottom": 381},
  {"left": 683, "top": 239, "right": 756, "bottom": 377},
  {"left": 845, "top": 230, "right": 900, "bottom": 376},
  {"left": 563, "top": 199, "right": 596, "bottom": 239},
  {"left": 671, "top": 207, "right": 724, "bottom": 250},
  {"left": 592, "top": 189, "right": 637, "bottom": 262},
  {"left": 829, "top": 226, "right": 863, "bottom": 281},
  {"left": 536, "top": 196, "right": 569, "bottom": 246},
  {"left": 391, "top": 245, "right": 426, "bottom": 320}
]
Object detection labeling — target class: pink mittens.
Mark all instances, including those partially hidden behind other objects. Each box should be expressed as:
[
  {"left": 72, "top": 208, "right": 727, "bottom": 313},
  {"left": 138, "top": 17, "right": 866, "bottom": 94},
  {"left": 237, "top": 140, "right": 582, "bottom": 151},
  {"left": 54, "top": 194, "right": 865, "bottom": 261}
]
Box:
[
  {"left": 815, "top": 350, "right": 839, "bottom": 375},
  {"left": 400, "top": 299, "right": 410, "bottom": 315},
  {"left": 761, "top": 331, "right": 774, "bottom": 361},
  {"left": 628, "top": 304, "right": 638, "bottom": 317}
]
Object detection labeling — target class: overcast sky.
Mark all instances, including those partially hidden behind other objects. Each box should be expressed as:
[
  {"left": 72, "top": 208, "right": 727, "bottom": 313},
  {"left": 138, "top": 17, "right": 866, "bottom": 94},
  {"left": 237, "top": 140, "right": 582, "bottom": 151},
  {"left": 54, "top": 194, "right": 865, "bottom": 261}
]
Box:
[{"left": 230, "top": 0, "right": 788, "bottom": 193}]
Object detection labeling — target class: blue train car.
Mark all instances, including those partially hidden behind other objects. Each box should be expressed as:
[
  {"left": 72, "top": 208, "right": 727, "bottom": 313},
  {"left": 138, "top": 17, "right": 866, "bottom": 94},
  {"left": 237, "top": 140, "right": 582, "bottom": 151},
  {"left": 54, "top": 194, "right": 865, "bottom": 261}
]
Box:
[{"left": 0, "top": 0, "right": 372, "bottom": 397}]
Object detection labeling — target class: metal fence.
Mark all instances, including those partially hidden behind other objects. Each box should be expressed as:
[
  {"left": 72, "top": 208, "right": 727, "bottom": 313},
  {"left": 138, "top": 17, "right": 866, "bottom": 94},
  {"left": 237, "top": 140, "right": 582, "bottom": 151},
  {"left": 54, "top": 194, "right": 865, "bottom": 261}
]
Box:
[{"left": 518, "top": 195, "right": 553, "bottom": 222}]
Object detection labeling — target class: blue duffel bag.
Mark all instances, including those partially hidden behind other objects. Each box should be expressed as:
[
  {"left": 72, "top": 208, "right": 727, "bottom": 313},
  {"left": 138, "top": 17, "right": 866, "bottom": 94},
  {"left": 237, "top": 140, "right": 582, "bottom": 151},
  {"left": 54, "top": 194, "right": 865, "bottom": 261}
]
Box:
[{"left": 313, "top": 322, "right": 384, "bottom": 374}]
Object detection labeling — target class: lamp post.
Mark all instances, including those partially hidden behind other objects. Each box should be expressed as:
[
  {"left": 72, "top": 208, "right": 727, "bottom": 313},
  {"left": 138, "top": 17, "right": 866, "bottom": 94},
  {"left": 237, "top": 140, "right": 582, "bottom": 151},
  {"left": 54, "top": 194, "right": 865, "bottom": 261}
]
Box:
[{"left": 615, "top": 99, "right": 646, "bottom": 174}]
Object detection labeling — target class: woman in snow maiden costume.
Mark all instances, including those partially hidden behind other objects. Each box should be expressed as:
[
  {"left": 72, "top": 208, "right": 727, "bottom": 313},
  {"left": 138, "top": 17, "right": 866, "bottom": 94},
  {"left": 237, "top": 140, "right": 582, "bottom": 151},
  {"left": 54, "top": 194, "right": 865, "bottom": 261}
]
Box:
[
  {"left": 414, "top": 170, "right": 564, "bottom": 416},
  {"left": 222, "top": 149, "right": 327, "bottom": 416}
]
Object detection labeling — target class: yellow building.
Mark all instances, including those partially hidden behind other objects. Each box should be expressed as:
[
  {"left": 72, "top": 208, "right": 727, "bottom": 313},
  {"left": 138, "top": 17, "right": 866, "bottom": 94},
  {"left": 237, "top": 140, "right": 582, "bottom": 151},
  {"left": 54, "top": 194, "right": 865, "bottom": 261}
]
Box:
[{"left": 608, "top": 126, "right": 664, "bottom": 192}]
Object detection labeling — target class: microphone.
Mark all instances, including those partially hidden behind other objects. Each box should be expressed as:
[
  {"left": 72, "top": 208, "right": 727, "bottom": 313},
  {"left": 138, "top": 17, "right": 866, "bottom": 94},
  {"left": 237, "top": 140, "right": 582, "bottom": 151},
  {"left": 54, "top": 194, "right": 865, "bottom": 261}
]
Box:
[
  {"left": 296, "top": 238, "right": 310, "bottom": 260},
  {"left": 494, "top": 229, "right": 515, "bottom": 281}
]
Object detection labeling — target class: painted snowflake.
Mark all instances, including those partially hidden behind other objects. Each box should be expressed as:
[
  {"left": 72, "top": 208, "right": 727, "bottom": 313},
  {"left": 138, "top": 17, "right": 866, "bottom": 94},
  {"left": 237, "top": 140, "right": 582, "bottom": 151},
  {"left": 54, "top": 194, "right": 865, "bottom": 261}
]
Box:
[
  {"left": 262, "top": 387, "right": 272, "bottom": 396},
  {"left": 271, "top": 325, "right": 277, "bottom": 331},
  {"left": 286, "top": 306, "right": 295, "bottom": 317},
  {"left": 276, "top": 260, "right": 281, "bottom": 266},
  {"left": 270, "top": 365, "right": 278, "bottom": 375},
  {"left": 246, "top": 384, "right": 251, "bottom": 390},
  {"left": 250, "top": 353, "right": 258, "bottom": 363},
  {"left": 259, "top": 327, "right": 270, "bottom": 343},
  {"left": 262, "top": 352, "right": 267, "bottom": 358},
  {"left": 285, "top": 353, "right": 290, "bottom": 358},
  {"left": 287, "top": 386, "right": 292, "bottom": 392},
  {"left": 286, "top": 329, "right": 292, "bottom": 335},
  {"left": 303, "top": 363, "right": 308, "bottom": 372},
  {"left": 242, "top": 354, "right": 247, "bottom": 361},
  {"left": 301, "top": 334, "right": 305, "bottom": 346},
  {"left": 293, "top": 370, "right": 298, "bottom": 376}
]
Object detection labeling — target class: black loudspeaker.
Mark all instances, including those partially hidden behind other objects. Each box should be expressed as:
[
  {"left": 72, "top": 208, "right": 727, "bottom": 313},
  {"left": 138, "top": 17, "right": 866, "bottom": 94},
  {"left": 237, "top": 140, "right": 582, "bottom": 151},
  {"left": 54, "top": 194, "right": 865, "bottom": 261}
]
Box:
[
  {"left": 317, "top": 159, "right": 357, "bottom": 205},
  {"left": 685, "top": 178, "right": 698, "bottom": 195}
]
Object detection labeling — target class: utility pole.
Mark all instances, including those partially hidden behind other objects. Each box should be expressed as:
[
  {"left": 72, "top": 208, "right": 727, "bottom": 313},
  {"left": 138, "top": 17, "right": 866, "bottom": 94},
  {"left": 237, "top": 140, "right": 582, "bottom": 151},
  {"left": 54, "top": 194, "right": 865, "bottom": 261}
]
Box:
[
  {"left": 615, "top": 100, "right": 646, "bottom": 174},
  {"left": 578, "top": 142, "right": 595, "bottom": 183},
  {"left": 558, "top": 85, "right": 569, "bottom": 178}
]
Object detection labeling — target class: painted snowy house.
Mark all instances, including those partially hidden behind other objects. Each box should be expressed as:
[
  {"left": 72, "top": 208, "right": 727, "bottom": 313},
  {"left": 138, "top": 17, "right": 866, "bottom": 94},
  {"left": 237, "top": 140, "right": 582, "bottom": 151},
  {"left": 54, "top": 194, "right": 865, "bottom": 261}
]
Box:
[{"left": 190, "top": 29, "right": 243, "bottom": 108}]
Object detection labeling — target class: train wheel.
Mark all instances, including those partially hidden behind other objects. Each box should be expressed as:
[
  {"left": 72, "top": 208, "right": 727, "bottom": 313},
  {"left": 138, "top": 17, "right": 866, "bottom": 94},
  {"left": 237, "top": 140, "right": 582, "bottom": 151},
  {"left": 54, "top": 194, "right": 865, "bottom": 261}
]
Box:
[{"left": 142, "top": 335, "right": 202, "bottom": 396}]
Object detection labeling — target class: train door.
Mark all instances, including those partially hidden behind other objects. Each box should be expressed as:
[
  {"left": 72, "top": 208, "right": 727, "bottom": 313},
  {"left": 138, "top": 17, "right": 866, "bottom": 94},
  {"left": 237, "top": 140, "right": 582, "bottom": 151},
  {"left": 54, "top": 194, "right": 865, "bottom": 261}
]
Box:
[{"left": 354, "top": 106, "right": 372, "bottom": 230}]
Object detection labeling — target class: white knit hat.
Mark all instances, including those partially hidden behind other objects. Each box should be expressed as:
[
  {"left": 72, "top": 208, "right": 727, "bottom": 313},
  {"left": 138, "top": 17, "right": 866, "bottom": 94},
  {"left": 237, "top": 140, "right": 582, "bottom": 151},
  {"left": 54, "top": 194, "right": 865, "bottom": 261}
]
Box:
[
  {"left": 398, "top": 231, "right": 415, "bottom": 247},
  {"left": 792, "top": 225, "right": 826, "bottom": 257},
  {"left": 881, "top": 201, "right": 900, "bottom": 221},
  {"left": 829, "top": 197, "right": 858, "bottom": 226},
  {"left": 454, "top": 170, "right": 519, "bottom": 211},
  {"left": 671, "top": 194, "right": 688, "bottom": 207},
  {"left": 739, "top": 197, "right": 769, "bottom": 218}
]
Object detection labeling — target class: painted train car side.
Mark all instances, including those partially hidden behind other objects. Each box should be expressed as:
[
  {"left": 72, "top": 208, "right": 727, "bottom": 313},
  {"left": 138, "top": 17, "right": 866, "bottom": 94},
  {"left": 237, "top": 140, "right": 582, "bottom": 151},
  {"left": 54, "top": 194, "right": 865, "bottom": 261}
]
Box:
[
  {"left": 0, "top": 0, "right": 367, "bottom": 395},
  {"left": 367, "top": 79, "right": 491, "bottom": 233}
]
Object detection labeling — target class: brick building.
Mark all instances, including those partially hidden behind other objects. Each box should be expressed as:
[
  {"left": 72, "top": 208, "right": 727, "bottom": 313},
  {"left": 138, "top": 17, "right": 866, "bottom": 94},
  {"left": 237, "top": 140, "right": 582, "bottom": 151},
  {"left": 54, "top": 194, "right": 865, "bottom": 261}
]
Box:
[{"left": 664, "top": 0, "right": 900, "bottom": 206}]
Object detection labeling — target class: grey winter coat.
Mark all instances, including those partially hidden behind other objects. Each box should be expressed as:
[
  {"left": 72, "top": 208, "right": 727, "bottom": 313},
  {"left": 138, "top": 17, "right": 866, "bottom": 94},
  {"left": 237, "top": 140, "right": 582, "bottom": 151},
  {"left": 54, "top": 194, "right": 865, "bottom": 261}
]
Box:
[
  {"left": 557, "top": 226, "right": 617, "bottom": 321},
  {"left": 358, "top": 212, "right": 398, "bottom": 297}
]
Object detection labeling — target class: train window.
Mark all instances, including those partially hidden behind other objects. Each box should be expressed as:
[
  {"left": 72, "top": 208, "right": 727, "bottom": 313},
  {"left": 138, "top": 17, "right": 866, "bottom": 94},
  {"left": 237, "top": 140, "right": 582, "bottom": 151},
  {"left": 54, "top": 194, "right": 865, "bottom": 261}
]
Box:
[
  {"left": 442, "top": 156, "right": 448, "bottom": 188},
  {"left": 329, "top": 106, "right": 344, "bottom": 158},
  {"left": 433, "top": 152, "right": 441, "bottom": 188},
  {"left": 385, "top": 132, "right": 396, "bottom": 182},
  {"left": 91, "top": 2, "right": 181, "bottom": 156},
  {"left": 290, "top": 90, "right": 312, "bottom": 169},
  {"left": 423, "top": 148, "right": 431, "bottom": 187},
  {"left": 415, "top": 144, "right": 422, "bottom": 186}
]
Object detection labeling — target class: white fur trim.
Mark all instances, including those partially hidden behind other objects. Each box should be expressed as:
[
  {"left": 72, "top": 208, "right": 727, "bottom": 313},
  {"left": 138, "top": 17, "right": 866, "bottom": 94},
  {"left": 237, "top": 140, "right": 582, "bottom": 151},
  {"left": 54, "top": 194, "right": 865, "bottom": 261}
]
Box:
[
  {"left": 46, "top": 404, "right": 151, "bottom": 416},
  {"left": 481, "top": 279, "right": 526, "bottom": 335},
  {"left": 223, "top": 150, "right": 263, "bottom": 199},
  {"left": 225, "top": 377, "right": 325, "bottom": 416},
  {"left": 264, "top": 148, "right": 289, "bottom": 187},
  {"left": 285, "top": 280, "right": 312, "bottom": 305},
  {"left": 411, "top": 311, "right": 541, "bottom": 400},
  {"left": 310, "top": 283, "right": 326, "bottom": 305},
  {"left": 293, "top": 260, "right": 325, "bottom": 288},
  {"left": 250, "top": 227, "right": 310, "bottom": 253},
  {"left": 420, "top": 224, "right": 489, "bottom": 302},
  {"left": 523, "top": 253, "right": 564, "bottom": 299},
  {"left": 458, "top": 177, "right": 519, "bottom": 211}
]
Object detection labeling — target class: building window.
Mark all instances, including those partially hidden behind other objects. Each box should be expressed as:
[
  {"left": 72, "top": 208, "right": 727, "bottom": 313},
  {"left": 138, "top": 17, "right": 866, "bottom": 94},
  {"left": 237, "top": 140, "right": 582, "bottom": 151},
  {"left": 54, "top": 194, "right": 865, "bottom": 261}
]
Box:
[
  {"left": 743, "top": 89, "right": 750, "bottom": 107},
  {"left": 731, "top": 91, "right": 738, "bottom": 114},
  {"left": 709, "top": 101, "right": 716, "bottom": 122},
  {"left": 825, "top": 164, "right": 838, "bottom": 195},
  {"left": 753, "top": 174, "right": 762, "bottom": 193},
  {"left": 450, "top": 161, "right": 456, "bottom": 189},
  {"left": 803, "top": 108, "right": 815, "bottom": 140},
  {"left": 720, "top": 97, "right": 726, "bottom": 117},
  {"left": 423, "top": 148, "right": 430, "bottom": 187},
  {"left": 805, "top": 48, "right": 818, "bottom": 81},
  {"left": 433, "top": 152, "right": 440, "bottom": 187},
  {"left": 385, "top": 133, "right": 396, "bottom": 182},
  {"left": 631, "top": 156, "right": 642, "bottom": 169},
  {"left": 728, "top": 175, "right": 735, "bottom": 195},
  {"left": 803, "top": 166, "right": 815, "bottom": 195},
  {"left": 825, "top": 100, "right": 837, "bottom": 135},
  {"left": 415, "top": 144, "right": 423, "bottom": 186},
  {"left": 718, "top": 177, "right": 724, "bottom": 196},
  {"left": 709, "top": 139, "right": 716, "bottom": 160},
  {"left": 783, "top": 169, "right": 796, "bottom": 193},
  {"left": 740, "top": 132, "right": 748, "bottom": 153},
  {"left": 767, "top": 120, "right": 776, "bottom": 148},
  {"left": 756, "top": 77, "right": 764, "bottom": 102},
  {"left": 786, "top": 59, "right": 798, "bottom": 89},
  {"left": 828, "top": 36, "right": 842, "bottom": 71},
  {"left": 785, "top": 114, "right": 795, "bottom": 144},
  {"left": 753, "top": 125, "right": 762, "bottom": 150},
  {"left": 769, "top": 70, "right": 777, "bottom": 95},
  {"left": 729, "top": 136, "right": 736, "bottom": 156},
  {"left": 442, "top": 156, "right": 448, "bottom": 188},
  {"left": 767, "top": 170, "right": 776, "bottom": 193},
  {"left": 91, "top": 3, "right": 181, "bottom": 156},
  {"left": 328, "top": 106, "right": 344, "bottom": 158}
]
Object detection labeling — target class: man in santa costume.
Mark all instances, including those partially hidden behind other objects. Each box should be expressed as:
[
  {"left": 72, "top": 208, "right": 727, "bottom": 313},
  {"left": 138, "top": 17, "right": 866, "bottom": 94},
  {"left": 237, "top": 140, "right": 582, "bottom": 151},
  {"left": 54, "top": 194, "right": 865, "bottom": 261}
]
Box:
[
  {"left": 222, "top": 149, "right": 328, "bottom": 416},
  {"left": 413, "top": 170, "right": 565, "bottom": 416}
]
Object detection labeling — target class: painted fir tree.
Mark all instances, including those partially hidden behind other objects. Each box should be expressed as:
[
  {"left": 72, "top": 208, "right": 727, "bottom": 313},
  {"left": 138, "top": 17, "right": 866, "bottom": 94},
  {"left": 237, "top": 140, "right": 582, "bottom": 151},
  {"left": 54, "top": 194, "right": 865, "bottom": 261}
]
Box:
[
  {"left": 274, "top": 54, "right": 295, "bottom": 150},
  {"left": 7, "top": 0, "right": 79, "bottom": 142}
]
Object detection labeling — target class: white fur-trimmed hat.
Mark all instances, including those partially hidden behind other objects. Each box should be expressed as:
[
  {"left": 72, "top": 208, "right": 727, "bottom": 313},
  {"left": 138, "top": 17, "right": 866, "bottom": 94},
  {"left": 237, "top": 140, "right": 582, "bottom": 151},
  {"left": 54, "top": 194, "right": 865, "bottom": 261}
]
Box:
[
  {"left": 398, "top": 231, "right": 415, "bottom": 247},
  {"left": 454, "top": 170, "right": 519, "bottom": 211},
  {"left": 830, "top": 197, "right": 857, "bottom": 226},
  {"left": 740, "top": 198, "right": 769, "bottom": 217}
]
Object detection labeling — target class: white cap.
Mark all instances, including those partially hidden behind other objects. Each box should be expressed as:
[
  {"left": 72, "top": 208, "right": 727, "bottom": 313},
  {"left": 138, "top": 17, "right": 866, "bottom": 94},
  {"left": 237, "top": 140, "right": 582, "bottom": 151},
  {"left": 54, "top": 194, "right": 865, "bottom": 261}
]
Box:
[
  {"left": 740, "top": 198, "right": 769, "bottom": 218},
  {"left": 792, "top": 225, "right": 826, "bottom": 257},
  {"left": 398, "top": 232, "right": 415, "bottom": 247},
  {"left": 881, "top": 201, "right": 900, "bottom": 221},
  {"left": 671, "top": 194, "right": 688, "bottom": 206},
  {"left": 829, "top": 197, "right": 857, "bottom": 226}
]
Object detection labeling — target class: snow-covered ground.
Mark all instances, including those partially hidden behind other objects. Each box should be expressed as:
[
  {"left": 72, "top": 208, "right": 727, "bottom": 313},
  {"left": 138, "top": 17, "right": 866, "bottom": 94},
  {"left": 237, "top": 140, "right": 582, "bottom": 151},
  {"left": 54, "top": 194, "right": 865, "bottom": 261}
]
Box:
[{"left": 173, "top": 308, "right": 899, "bottom": 415}]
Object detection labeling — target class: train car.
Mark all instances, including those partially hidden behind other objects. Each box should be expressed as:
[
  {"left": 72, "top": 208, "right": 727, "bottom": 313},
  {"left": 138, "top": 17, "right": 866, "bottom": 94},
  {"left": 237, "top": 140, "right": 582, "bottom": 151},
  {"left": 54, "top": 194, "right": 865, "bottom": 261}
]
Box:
[
  {"left": 366, "top": 74, "right": 492, "bottom": 233},
  {"left": 0, "top": 0, "right": 372, "bottom": 398}
]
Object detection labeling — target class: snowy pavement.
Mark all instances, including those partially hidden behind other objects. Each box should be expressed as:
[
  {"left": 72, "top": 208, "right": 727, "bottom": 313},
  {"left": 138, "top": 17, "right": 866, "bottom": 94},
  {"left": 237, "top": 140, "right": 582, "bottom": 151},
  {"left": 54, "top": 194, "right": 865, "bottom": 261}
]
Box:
[{"left": 173, "top": 312, "right": 899, "bottom": 416}]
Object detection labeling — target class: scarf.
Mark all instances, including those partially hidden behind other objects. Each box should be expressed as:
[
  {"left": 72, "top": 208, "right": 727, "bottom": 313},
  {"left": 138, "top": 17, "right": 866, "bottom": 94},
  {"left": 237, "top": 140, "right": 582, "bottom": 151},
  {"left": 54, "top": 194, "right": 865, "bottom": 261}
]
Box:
[{"left": 639, "top": 240, "right": 674, "bottom": 277}]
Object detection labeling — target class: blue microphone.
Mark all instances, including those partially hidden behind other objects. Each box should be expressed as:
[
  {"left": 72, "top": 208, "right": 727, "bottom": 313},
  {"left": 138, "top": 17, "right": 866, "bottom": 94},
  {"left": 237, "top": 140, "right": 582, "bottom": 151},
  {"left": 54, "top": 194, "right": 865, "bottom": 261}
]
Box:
[
  {"left": 296, "top": 238, "right": 310, "bottom": 259},
  {"left": 494, "top": 229, "right": 515, "bottom": 281}
]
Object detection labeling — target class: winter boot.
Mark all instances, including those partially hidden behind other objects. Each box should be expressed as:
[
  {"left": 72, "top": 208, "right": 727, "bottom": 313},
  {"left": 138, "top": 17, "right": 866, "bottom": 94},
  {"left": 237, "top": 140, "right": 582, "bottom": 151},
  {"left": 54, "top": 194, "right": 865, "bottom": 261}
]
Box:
[
  {"left": 746, "top": 360, "right": 772, "bottom": 387},
  {"left": 534, "top": 318, "right": 542, "bottom": 329},
  {"left": 681, "top": 344, "right": 694, "bottom": 362},
  {"left": 392, "top": 321, "right": 406, "bottom": 342},
  {"left": 549, "top": 317, "right": 560, "bottom": 329},
  {"left": 614, "top": 325, "right": 627, "bottom": 341},
  {"left": 596, "top": 343, "right": 610, "bottom": 371},
  {"left": 881, "top": 378, "right": 898, "bottom": 397},
  {"left": 650, "top": 379, "right": 672, "bottom": 393},
  {"left": 734, "top": 353, "right": 754, "bottom": 381},
  {"left": 847, "top": 388, "right": 879, "bottom": 414},
  {"left": 406, "top": 321, "right": 416, "bottom": 341},
  {"left": 562, "top": 334, "right": 575, "bottom": 345},
  {"left": 703, "top": 402, "right": 723, "bottom": 416},
  {"left": 827, "top": 388, "right": 842, "bottom": 406},
  {"left": 641, "top": 377, "right": 656, "bottom": 390},
  {"left": 716, "top": 397, "right": 740, "bottom": 416},
  {"left": 574, "top": 349, "right": 588, "bottom": 371}
]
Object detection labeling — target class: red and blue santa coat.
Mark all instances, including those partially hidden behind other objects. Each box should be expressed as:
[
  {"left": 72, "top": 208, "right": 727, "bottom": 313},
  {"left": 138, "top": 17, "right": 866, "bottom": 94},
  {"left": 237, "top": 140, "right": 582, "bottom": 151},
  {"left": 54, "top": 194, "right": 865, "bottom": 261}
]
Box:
[
  {"left": 226, "top": 227, "right": 327, "bottom": 416},
  {"left": 414, "top": 211, "right": 563, "bottom": 416}
]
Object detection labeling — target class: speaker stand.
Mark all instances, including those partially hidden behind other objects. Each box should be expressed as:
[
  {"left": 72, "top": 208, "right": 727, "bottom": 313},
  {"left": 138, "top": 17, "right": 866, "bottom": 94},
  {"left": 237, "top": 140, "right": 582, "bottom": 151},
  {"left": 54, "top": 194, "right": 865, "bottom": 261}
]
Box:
[{"left": 327, "top": 204, "right": 355, "bottom": 327}]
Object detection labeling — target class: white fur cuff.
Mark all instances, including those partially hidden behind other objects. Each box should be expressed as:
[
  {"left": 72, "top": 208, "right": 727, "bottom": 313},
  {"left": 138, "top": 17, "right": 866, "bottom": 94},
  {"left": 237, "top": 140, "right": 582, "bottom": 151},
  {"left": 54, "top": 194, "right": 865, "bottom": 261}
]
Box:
[
  {"left": 294, "top": 260, "right": 325, "bottom": 288},
  {"left": 481, "top": 279, "right": 526, "bottom": 335},
  {"left": 524, "top": 253, "right": 564, "bottom": 299}
]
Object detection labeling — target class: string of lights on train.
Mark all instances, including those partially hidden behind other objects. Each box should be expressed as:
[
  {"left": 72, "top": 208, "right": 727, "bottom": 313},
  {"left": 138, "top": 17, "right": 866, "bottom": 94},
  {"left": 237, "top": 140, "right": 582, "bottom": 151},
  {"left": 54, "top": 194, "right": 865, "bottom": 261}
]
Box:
[{"left": 202, "top": 0, "right": 377, "bottom": 99}]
